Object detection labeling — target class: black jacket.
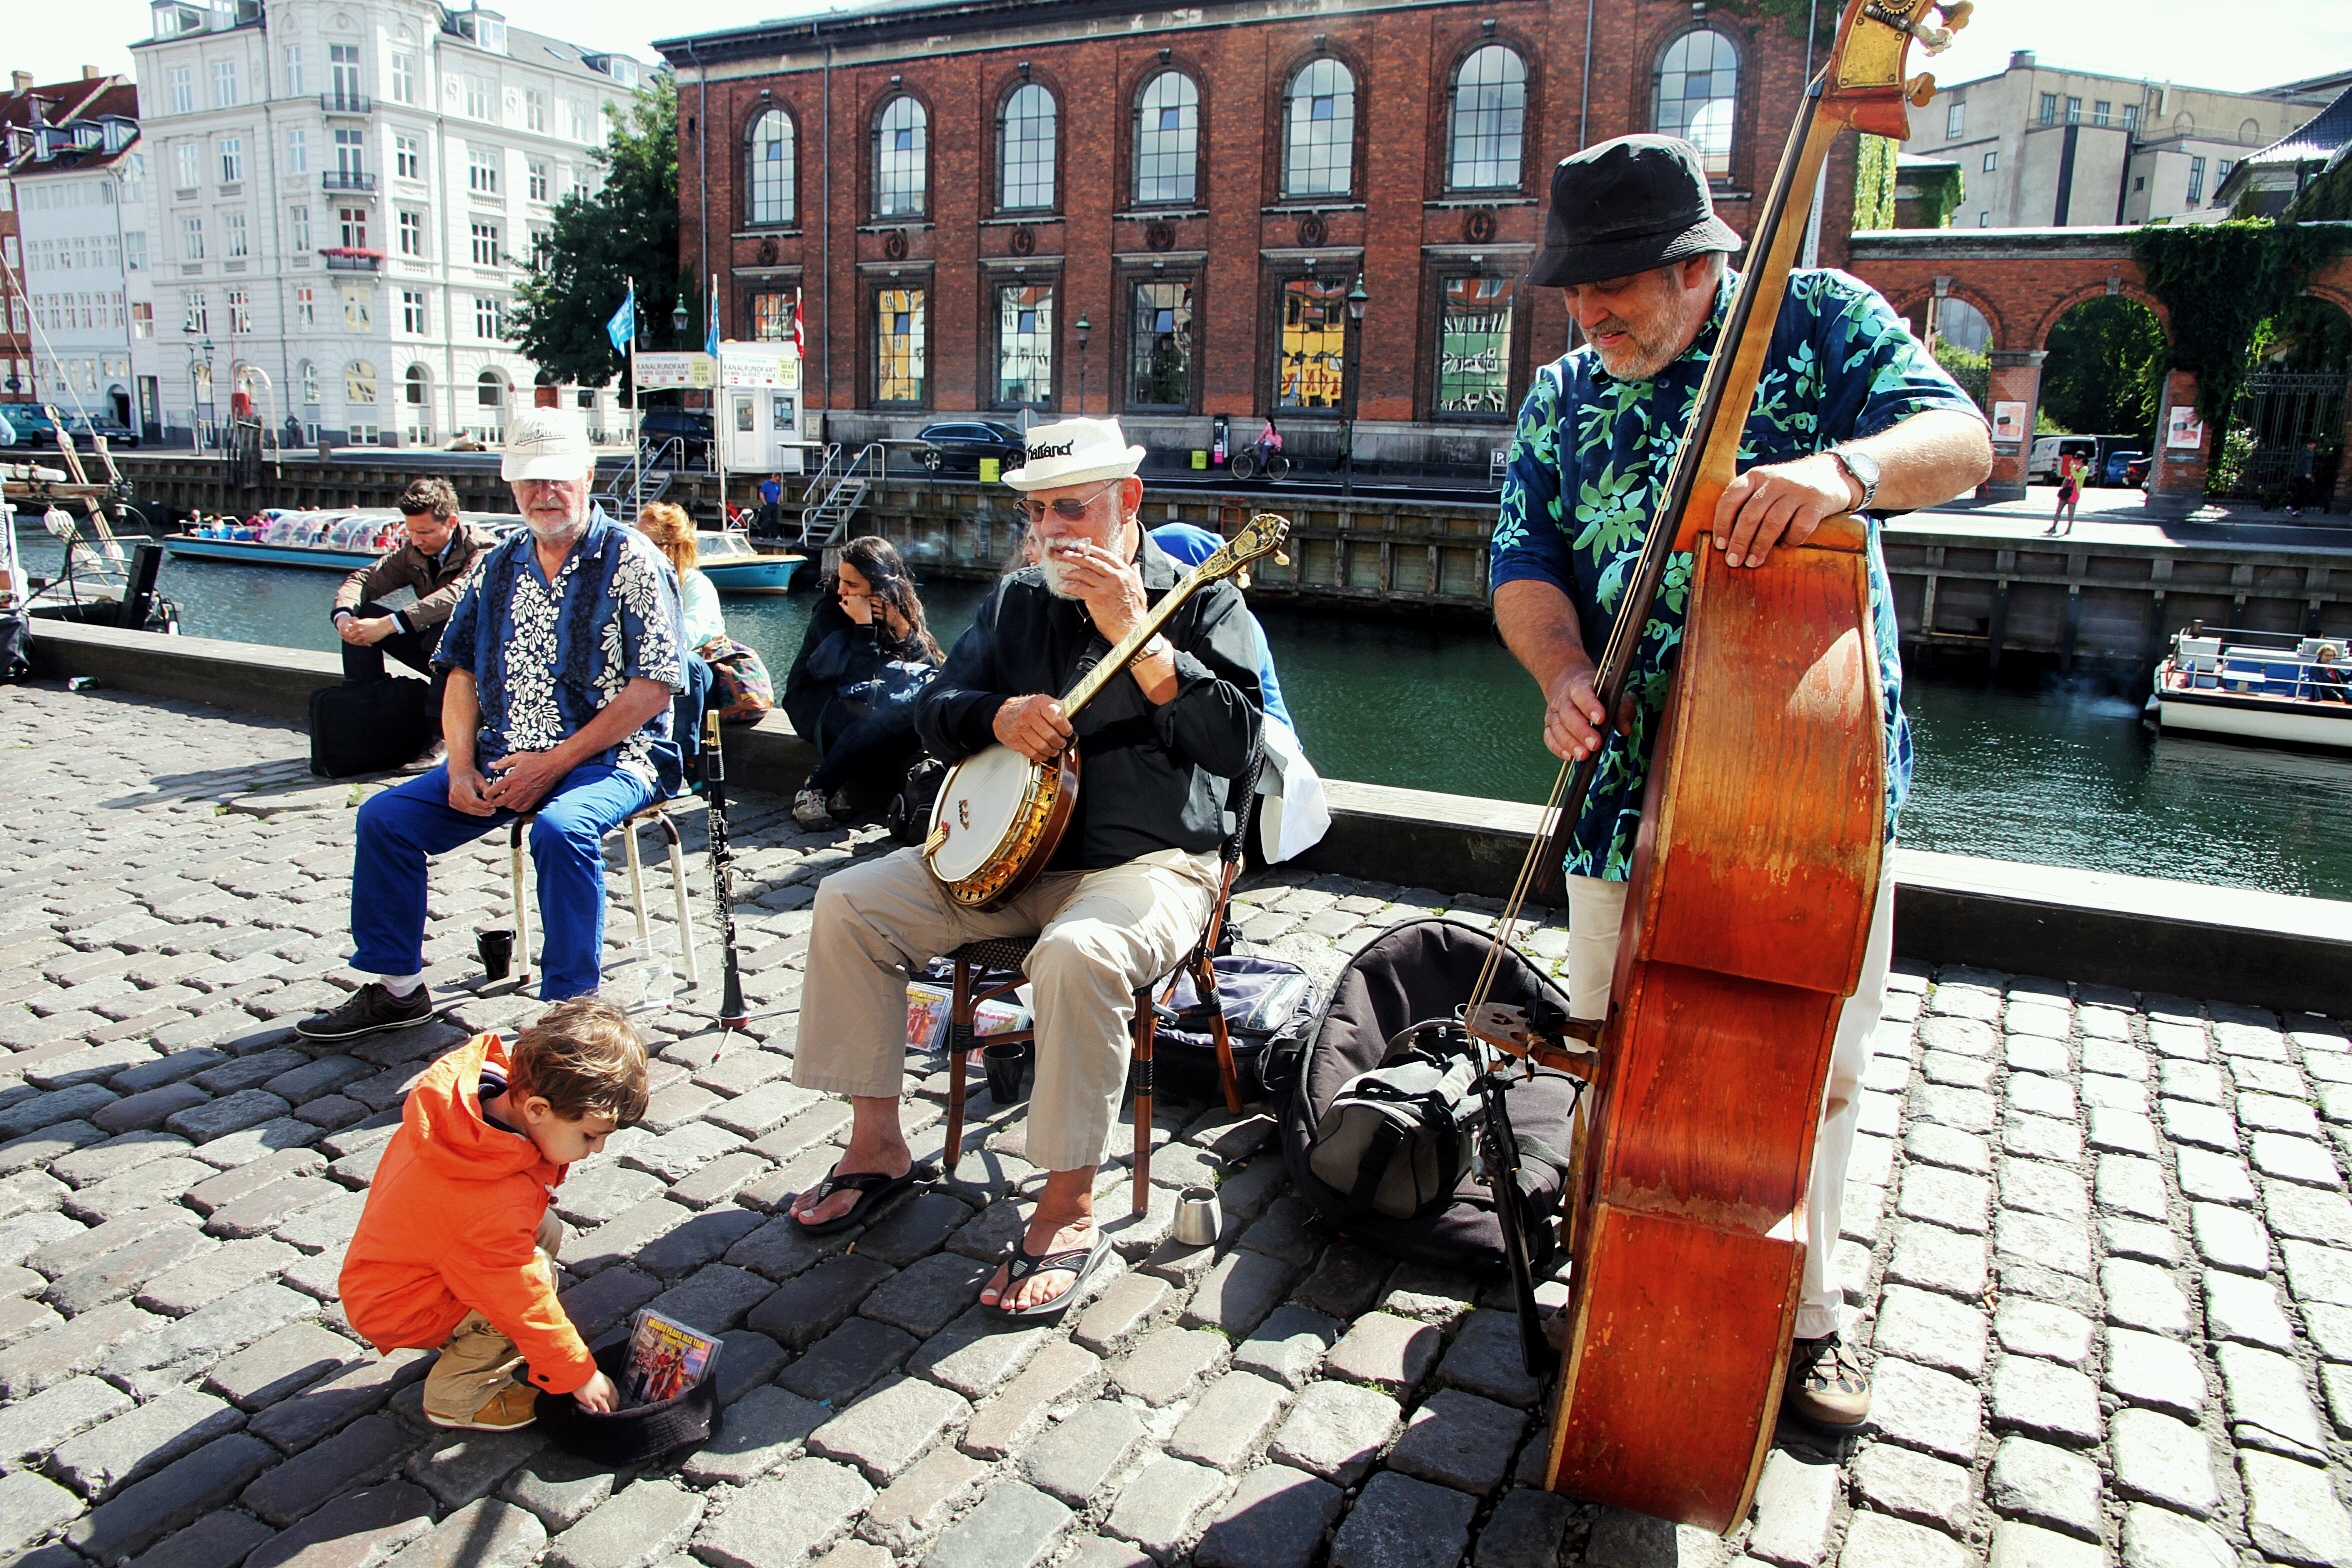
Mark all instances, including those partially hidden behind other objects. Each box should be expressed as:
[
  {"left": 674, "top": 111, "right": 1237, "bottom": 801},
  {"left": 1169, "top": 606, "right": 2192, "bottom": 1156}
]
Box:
[
  {"left": 782, "top": 598, "right": 939, "bottom": 746},
  {"left": 916, "top": 532, "right": 1263, "bottom": 870}
]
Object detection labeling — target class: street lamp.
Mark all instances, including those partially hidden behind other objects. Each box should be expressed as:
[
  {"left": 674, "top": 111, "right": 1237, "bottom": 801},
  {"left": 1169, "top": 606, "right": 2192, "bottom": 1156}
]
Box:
[
  {"left": 1075, "top": 314, "right": 1092, "bottom": 416},
  {"left": 1343, "top": 275, "right": 1369, "bottom": 495},
  {"left": 672, "top": 299, "right": 690, "bottom": 338}
]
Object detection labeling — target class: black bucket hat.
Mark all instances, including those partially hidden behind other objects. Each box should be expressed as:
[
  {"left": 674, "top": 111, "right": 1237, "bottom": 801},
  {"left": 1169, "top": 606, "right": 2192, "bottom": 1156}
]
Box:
[{"left": 1525, "top": 135, "right": 1743, "bottom": 288}]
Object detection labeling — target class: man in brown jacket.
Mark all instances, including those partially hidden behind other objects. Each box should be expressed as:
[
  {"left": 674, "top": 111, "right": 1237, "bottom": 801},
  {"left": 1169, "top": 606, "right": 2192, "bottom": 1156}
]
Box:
[{"left": 333, "top": 477, "right": 488, "bottom": 715}]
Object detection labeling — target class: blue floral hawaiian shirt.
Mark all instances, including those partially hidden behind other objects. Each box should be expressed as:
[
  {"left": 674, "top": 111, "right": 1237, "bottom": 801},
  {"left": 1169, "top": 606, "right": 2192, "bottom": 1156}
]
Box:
[
  {"left": 1491, "top": 268, "right": 1985, "bottom": 882},
  {"left": 435, "top": 506, "right": 688, "bottom": 794}
]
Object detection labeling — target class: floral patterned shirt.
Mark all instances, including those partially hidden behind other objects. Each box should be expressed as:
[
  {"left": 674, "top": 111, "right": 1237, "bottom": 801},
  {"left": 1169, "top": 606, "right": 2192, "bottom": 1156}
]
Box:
[
  {"left": 1490, "top": 268, "right": 1984, "bottom": 882},
  {"left": 435, "top": 507, "right": 687, "bottom": 794}
]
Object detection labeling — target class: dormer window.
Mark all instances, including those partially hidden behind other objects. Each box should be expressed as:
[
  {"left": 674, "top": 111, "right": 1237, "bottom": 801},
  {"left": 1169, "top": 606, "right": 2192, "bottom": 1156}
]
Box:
[
  {"left": 477, "top": 15, "right": 506, "bottom": 53},
  {"left": 151, "top": 1, "right": 204, "bottom": 39}
]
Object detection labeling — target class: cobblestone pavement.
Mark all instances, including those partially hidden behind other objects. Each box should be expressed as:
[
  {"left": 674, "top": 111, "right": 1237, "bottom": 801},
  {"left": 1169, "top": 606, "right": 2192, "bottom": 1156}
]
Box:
[{"left": 1, "top": 679, "right": 2349, "bottom": 1568}]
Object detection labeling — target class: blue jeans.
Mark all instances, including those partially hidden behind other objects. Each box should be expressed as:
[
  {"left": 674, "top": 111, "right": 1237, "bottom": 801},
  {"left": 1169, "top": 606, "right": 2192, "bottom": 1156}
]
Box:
[{"left": 349, "top": 761, "right": 656, "bottom": 1001}]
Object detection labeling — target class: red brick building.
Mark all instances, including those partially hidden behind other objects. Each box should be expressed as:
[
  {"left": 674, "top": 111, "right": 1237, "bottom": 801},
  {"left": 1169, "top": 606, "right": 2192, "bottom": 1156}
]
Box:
[{"left": 655, "top": 0, "right": 1862, "bottom": 468}]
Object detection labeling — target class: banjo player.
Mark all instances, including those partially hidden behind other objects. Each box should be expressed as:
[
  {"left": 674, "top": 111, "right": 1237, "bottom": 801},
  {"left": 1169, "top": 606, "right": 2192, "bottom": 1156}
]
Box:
[{"left": 785, "top": 417, "right": 1265, "bottom": 1318}]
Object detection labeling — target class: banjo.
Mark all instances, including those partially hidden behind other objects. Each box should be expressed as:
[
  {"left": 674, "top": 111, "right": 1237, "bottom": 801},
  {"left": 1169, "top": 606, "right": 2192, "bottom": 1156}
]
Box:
[{"left": 923, "top": 512, "right": 1291, "bottom": 909}]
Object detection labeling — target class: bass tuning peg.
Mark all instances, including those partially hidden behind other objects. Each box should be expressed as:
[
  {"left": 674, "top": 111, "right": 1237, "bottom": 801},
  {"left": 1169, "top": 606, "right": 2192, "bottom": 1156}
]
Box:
[
  {"left": 1907, "top": 72, "right": 1938, "bottom": 107},
  {"left": 1938, "top": 0, "right": 1974, "bottom": 29}
]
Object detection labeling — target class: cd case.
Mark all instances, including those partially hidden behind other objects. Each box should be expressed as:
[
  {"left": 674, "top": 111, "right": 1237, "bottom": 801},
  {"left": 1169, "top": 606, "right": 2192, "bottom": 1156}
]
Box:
[{"left": 621, "top": 1309, "right": 723, "bottom": 1406}]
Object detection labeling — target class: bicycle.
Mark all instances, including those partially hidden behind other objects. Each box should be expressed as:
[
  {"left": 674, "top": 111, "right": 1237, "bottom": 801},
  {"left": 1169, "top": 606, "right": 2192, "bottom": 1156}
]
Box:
[{"left": 1228, "top": 446, "right": 1292, "bottom": 482}]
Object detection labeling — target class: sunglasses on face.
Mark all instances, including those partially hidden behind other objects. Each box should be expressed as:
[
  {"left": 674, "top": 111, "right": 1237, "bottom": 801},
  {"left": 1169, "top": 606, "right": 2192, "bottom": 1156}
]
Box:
[{"left": 1015, "top": 481, "right": 1117, "bottom": 525}]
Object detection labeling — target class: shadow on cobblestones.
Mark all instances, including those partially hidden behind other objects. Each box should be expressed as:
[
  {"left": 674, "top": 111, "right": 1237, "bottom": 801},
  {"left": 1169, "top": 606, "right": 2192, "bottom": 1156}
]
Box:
[{"left": 0, "top": 681, "right": 2348, "bottom": 1568}]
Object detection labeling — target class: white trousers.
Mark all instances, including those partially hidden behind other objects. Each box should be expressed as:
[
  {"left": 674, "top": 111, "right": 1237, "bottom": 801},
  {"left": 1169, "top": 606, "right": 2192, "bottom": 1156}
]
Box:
[
  {"left": 1563, "top": 862, "right": 1895, "bottom": 1341},
  {"left": 794, "top": 846, "right": 1220, "bottom": 1173}
]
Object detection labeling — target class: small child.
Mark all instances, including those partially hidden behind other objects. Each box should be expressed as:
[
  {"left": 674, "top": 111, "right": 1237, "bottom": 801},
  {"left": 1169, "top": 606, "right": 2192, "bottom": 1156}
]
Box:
[{"left": 340, "top": 998, "right": 649, "bottom": 1429}]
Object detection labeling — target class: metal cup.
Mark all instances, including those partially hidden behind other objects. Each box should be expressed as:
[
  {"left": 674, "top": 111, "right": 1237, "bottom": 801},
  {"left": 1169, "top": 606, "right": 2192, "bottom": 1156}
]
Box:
[
  {"left": 477, "top": 928, "right": 515, "bottom": 982},
  {"left": 1174, "top": 1186, "right": 1221, "bottom": 1248}
]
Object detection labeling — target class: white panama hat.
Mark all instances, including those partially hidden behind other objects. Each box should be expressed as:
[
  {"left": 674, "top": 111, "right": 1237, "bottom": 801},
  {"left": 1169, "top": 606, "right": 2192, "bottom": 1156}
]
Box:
[
  {"left": 1000, "top": 417, "right": 1148, "bottom": 493},
  {"left": 501, "top": 408, "right": 596, "bottom": 482}
]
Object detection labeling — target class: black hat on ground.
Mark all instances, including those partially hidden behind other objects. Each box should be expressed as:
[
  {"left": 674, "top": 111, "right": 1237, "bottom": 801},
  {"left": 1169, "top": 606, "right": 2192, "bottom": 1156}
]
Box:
[{"left": 1524, "top": 134, "right": 1743, "bottom": 289}]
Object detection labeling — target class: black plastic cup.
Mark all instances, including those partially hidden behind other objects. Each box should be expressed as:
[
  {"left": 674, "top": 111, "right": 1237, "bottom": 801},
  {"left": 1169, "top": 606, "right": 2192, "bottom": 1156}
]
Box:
[
  {"left": 478, "top": 929, "right": 515, "bottom": 981},
  {"left": 983, "top": 1039, "right": 1028, "bottom": 1105}
]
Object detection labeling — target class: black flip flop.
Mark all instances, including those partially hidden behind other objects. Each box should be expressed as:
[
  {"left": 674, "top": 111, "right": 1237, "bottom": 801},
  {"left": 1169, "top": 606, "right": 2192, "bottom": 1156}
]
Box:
[
  {"left": 983, "top": 1232, "right": 1113, "bottom": 1321},
  {"left": 789, "top": 1163, "right": 921, "bottom": 1237}
]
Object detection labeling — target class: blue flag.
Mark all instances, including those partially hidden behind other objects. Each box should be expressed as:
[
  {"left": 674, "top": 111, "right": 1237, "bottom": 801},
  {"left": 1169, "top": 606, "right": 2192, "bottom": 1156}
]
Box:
[
  {"left": 704, "top": 302, "right": 719, "bottom": 358},
  {"left": 606, "top": 288, "right": 636, "bottom": 356}
]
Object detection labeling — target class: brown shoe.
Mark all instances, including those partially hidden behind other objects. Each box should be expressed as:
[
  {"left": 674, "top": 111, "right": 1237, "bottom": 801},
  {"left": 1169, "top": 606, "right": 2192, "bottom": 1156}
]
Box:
[
  {"left": 430, "top": 1380, "right": 539, "bottom": 1431},
  {"left": 1784, "top": 1333, "right": 1870, "bottom": 1428}
]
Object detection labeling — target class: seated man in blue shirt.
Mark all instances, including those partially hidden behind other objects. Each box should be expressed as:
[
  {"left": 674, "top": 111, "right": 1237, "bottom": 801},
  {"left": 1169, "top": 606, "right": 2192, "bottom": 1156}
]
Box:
[
  {"left": 299, "top": 409, "right": 687, "bottom": 1037},
  {"left": 1491, "top": 136, "right": 1991, "bottom": 1430}
]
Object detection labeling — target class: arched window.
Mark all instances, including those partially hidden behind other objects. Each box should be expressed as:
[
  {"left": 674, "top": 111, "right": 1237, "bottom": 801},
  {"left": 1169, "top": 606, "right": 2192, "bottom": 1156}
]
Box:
[
  {"left": 345, "top": 360, "right": 377, "bottom": 404},
  {"left": 1449, "top": 44, "right": 1527, "bottom": 190},
  {"left": 1134, "top": 71, "right": 1199, "bottom": 205},
  {"left": 998, "top": 82, "right": 1056, "bottom": 212},
  {"left": 403, "top": 364, "right": 429, "bottom": 404},
  {"left": 1654, "top": 31, "right": 1739, "bottom": 178},
  {"left": 746, "top": 108, "right": 794, "bottom": 225},
  {"left": 297, "top": 360, "right": 319, "bottom": 405},
  {"left": 1282, "top": 58, "right": 1355, "bottom": 199},
  {"left": 873, "top": 95, "right": 927, "bottom": 218},
  {"left": 476, "top": 368, "right": 505, "bottom": 407}
]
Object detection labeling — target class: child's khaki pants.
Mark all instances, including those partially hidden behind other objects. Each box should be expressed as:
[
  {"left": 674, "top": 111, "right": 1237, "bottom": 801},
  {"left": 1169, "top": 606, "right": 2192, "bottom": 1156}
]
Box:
[{"left": 419, "top": 1212, "right": 565, "bottom": 1422}]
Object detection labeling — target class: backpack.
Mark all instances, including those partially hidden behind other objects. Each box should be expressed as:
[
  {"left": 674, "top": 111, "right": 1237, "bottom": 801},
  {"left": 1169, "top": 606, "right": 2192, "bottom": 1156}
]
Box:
[
  {"left": 1281, "top": 917, "right": 1581, "bottom": 1277},
  {"left": 1307, "top": 1022, "right": 1483, "bottom": 1221},
  {"left": 1149, "top": 955, "right": 1320, "bottom": 1105}
]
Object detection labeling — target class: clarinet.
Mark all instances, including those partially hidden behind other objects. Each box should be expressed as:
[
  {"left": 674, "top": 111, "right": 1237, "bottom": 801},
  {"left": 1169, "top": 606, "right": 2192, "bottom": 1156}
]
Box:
[{"left": 701, "top": 710, "right": 749, "bottom": 1030}]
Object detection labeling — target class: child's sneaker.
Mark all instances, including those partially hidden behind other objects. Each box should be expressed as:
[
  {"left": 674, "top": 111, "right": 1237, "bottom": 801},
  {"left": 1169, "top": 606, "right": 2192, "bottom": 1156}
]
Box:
[{"left": 431, "top": 1380, "right": 539, "bottom": 1431}]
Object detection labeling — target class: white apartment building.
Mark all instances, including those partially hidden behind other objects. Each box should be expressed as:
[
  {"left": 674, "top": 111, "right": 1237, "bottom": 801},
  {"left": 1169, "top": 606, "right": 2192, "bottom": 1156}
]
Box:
[
  {"left": 132, "top": 0, "right": 642, "bottom": 447},
  {"left": 1904, "top": 51, "right": 2332, "bottom": 229},
  {"left": 4, "top": 105, "right": 163, "bottom": 436}
]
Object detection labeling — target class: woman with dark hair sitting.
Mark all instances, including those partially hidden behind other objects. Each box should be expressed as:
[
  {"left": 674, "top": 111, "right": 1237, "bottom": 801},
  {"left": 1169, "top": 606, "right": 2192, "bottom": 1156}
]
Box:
[{"left": 783, "top": 535, "right": 944, "bottom": 828}]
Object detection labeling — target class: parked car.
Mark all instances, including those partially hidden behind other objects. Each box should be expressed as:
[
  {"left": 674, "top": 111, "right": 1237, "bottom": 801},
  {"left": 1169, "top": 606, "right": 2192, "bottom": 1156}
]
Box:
[
  {"left": 2027, "top": 435, "right": 2098, "bottom": 486},
  {"left": 915, "top": 420, "right": 1027, "bottom": 474},
  {"left": 0, "top": 406, "right": 60, "bottom": 448},
  {"left": 2102, "top": 449, "right": 2147, "bottom": 487},
  {"left": 58, "top": 411, "right": 139, "bottom": 450},
  {"left": 638, "top": 408, "right": 713, "bottom": 467}
]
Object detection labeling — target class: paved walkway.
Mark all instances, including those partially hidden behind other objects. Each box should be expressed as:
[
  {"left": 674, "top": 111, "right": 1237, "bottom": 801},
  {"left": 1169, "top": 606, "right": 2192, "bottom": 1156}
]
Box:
[
  {"left": 0, "top": 681, "right": 2347, "bottom": 1568},
  {"left": 1906, "top": 488, "right": 2352, "bottom": 552}
]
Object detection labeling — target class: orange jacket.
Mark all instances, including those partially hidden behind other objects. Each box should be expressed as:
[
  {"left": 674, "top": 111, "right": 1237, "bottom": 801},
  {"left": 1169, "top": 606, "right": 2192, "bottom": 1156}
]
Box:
[{"left": 338, "top": 1033, "right": 594, "bottom": 1395}]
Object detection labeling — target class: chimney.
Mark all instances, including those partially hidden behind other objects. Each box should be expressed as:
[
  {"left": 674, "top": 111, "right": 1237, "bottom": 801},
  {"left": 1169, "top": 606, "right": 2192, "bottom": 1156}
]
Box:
[
  {"left": 2009, "top": 50, "right": 2035, "bottom": 71},
  {"left": 81, "top": 66, "right": 100, "bottom": 80},
  {"left": 9, "top": 71, "right": 30, "bottom": 93}
]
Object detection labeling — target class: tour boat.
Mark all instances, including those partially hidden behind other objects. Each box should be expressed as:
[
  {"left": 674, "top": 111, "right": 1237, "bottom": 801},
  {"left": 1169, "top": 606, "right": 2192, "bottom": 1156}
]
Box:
[
  {"left": 163, "top": 509, "right": 803, "bottom": 593},
  {"left": 2147, "top": 624, "right": 2352, "bottom": 751}
]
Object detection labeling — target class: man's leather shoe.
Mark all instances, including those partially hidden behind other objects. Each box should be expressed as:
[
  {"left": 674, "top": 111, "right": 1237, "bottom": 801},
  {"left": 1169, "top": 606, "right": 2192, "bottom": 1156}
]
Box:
[
  {"left": 1784, "top": 1332, "right": 1870, "bottom": 1428},
  {"left": 296, "top": 982, "right": 436, "bottom": 1042}
]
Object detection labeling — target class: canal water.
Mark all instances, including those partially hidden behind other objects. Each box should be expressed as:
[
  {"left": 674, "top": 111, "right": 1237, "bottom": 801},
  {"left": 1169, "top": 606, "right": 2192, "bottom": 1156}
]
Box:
[{"left": 27, "top": 536, "right": 2352, "bottom": 901}]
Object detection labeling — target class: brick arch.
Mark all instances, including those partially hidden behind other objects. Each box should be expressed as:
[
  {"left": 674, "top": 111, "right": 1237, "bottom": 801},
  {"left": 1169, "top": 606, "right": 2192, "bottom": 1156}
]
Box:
[
  {"left": 2028, "top": 281, "right": 2169, "bottom": 352},
  {"left": 1885, "top": 281, "right": 2011, "bottom": 351},
  {"left": 2301, "top": 280, "right": 2352, "bottom": 327}
]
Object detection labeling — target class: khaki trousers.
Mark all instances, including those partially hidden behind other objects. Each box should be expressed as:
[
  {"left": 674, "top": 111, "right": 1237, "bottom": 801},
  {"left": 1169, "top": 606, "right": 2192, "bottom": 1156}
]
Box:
[
  {"left": 795, "top": 845, "right": 1220, "bottom": 1174},
  {"left": 419, "top": 1213, "right": 563, "bottom": 1422},
  {"left": 1563, "top": 861, "right": 1896, "bottom": 1342}
]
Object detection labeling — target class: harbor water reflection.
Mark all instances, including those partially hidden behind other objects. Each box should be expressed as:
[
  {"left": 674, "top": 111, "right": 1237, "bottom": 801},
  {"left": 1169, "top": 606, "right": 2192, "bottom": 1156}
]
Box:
[{"left": 31, "top": 538, "right": 2352, "bottom": 901}]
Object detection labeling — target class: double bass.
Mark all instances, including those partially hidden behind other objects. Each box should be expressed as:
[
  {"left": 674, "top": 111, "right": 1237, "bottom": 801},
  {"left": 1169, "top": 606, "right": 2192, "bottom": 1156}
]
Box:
[{"left": 1463, "top": 0, "right": 1974, "bottom": 1532}]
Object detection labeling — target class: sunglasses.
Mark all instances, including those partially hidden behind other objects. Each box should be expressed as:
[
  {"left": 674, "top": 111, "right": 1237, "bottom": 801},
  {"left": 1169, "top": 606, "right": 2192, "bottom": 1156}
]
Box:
[{"left": 1015, "top": 480, "right": 1119, "bottom": 525}]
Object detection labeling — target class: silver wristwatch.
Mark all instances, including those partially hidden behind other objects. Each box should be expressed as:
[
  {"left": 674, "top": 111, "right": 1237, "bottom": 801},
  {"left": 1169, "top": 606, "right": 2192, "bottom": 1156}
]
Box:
[
  {"left": 1829, "top": 445, "right": 1881, "bottom": 511},
  {"left": 1141, "top": 634, "right": 1175, "bottom": 662}
]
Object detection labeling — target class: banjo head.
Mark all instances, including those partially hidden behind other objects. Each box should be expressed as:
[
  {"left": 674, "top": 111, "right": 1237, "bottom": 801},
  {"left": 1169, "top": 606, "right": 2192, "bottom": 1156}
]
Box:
[{"left": 926, "top": 744, "right": 1040, "bottom": 886}]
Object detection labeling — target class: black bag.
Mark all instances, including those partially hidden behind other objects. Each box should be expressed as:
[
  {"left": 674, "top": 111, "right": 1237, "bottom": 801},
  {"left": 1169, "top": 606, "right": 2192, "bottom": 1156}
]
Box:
[
  {"left": 1281, "top": 917, "right": 1579, "bottom": 1277},
  {"left": 1149, "top": 954, "right": 1320, "bottom": 1104},
  {"left": 1306, "top": 1028, "right": 1483, "bottom": 1221},
  {"left": 308, "top": 678, "right": 434, "bottom": 778},
  {"left": 887, "top": 757, "right": 947, "bottom": 845},
  {"left": 535, "top": 1337, "right": 719, "bottom": 1466}
]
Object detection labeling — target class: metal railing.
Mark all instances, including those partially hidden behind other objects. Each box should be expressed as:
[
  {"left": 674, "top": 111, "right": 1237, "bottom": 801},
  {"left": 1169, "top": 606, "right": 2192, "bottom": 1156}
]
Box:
[
  {"left": 320, "top": 92, "right": 373, "bottom": 115},
  {"left": 321, "top": 171, "right": 376, "bottom": 192},
  {"left": 322, "top": 252, "right": 382, "bottom": 273},
  {"left": 798, "top": 442, "right": 886, "bottom": 548},
  {"left": 794, "top": 443, "right": 846, "bottom": 509}
]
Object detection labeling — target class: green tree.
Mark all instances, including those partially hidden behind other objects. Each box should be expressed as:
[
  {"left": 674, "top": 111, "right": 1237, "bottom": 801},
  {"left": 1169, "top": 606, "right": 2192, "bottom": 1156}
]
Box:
[
  {"left": 507, "top": 73, "right": 694, "bottom": 388},
  {"left": 1853, "top": 135, "right": 1898, "bottom": 231},
  {"left": 1930, "top": 335, "right": 1988, "bottom": 411},
  {"left": 2038, "top": 295, "right": 2165, "bottom": 439}
]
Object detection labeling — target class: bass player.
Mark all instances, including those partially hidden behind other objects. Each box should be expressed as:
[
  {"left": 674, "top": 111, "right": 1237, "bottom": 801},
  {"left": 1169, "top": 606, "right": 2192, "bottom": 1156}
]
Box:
[
  {"left": 1490, "top": 135, "right": 1991, "bottom": 1428},
  {"left": 786, "top": 417, "right": 1264, "bottom": 1319}
]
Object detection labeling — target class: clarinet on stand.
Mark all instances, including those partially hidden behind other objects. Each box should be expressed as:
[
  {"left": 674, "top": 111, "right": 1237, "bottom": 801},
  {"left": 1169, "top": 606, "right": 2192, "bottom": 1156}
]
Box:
[{"left": 701, "top": 710, "right": 749, "bottom": 1031}]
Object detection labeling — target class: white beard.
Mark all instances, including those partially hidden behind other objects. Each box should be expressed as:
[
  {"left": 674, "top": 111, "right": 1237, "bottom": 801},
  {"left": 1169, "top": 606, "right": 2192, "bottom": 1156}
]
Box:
[{"left": 1040, "top": 556, "right": 1082, "bottom": 599}]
